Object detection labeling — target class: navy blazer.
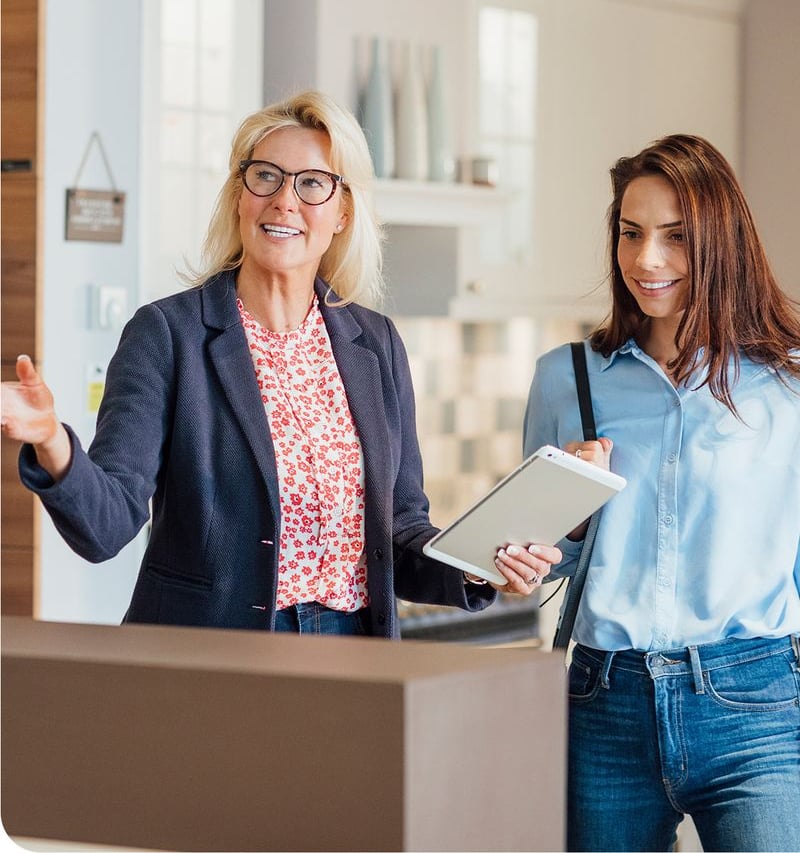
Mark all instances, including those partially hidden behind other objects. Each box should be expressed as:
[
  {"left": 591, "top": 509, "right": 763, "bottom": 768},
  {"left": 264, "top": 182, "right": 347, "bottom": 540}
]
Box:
[{"left": 20, "top": 272, "right": 496, "bottom": 637}]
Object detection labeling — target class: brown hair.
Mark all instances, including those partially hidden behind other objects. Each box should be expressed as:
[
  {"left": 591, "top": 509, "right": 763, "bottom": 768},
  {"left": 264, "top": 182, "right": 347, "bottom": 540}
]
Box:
[{"left": 591, "top": 134, "right": 800, "bottom": 413}]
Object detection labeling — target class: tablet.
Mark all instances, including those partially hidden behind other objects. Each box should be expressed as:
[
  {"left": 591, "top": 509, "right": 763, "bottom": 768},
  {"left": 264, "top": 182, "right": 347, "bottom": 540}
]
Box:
[{"left": 422, "top": 444, "right": 626, "bottom": 585}]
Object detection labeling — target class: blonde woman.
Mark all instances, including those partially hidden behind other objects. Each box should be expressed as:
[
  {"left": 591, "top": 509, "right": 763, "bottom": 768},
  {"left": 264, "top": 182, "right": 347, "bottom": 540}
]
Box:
[{"left": 2, "top": 90, "right": 557, "bottom": 636}]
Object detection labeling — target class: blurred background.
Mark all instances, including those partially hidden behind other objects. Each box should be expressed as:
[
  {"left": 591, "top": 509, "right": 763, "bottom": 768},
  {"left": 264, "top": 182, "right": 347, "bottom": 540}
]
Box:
[{"left": 2, "top": 0, "right": 797, "bottom": 649}]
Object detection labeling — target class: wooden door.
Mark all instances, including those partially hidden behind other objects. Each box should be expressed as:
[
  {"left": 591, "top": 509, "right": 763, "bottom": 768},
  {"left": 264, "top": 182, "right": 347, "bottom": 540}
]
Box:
[{"left": 2, "top": 0, "right": 42, "bottom": 615}]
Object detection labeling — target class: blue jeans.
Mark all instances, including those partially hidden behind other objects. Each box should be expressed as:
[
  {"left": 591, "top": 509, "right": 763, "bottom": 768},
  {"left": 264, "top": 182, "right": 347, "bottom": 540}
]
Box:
[
  {"left": 567, "top": 635, "right": 800, "bottom": 852},
  {"left": 273, "top": 601, "right": 372, "bottom": 636}
]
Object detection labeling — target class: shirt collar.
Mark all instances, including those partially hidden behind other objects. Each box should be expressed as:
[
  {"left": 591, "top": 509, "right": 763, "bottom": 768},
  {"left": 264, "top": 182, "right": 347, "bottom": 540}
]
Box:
[
  {"left": 598, "top": 338, "right": 639, "bottom": 372},
  {"left": 603, "top": 339, "right": 732, "bottom": 388}
]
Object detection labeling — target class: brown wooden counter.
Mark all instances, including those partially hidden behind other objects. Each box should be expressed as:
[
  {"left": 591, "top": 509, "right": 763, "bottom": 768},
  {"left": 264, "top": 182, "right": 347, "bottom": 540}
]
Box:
[{"left": 2, "top": 616, "right": 566, "bottom": 851}]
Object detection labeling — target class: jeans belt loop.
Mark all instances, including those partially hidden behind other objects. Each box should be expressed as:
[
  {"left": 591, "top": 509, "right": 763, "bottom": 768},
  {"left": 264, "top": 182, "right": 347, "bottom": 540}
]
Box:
[
  {"left": 600, "top": 651, "right": 616, "bottom": 689},
  {"left": 688, "top": 644, "right": 705, "bottom": 694},
  {"left": 791, "top": 634, "right": 800, "bottom": 664}
]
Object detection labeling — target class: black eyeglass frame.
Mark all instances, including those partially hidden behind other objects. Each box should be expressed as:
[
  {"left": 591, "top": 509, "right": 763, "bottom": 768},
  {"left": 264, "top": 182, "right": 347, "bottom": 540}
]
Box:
[{"left": 238, "top": 159, "right": 346, "bottom": 205}]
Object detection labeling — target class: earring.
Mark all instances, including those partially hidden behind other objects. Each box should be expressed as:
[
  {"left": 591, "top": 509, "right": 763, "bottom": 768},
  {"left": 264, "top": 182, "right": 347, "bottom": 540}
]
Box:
[{"left": 335, "top": 224, "right": 343, "bottom": 233}]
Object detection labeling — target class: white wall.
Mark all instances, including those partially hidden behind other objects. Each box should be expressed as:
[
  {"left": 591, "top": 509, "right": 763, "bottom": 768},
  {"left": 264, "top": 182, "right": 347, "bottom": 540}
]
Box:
[
  {"left": 39, "top": 0, "right": 144, "bottom": 623},
  {"left": 742, "top": 0, "right": 800, "bottom": 301}
]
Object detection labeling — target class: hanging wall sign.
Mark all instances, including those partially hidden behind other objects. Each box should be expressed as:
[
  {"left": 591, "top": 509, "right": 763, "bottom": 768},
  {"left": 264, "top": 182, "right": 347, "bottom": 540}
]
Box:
[
  {"left": 65, "top": 189, "right": 126, "bottom": 242},
  {"left": 65, "top": 131, "right": 126, "bottom": 243}
]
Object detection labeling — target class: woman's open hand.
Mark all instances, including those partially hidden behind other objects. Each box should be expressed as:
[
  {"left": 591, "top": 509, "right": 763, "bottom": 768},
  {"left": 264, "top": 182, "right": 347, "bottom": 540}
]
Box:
[
  {"left": 1, "top": 355, "right": 71, "bottom": 479},
  {"left": 1, "top": 355, "right": 60, "bottom": 444}
]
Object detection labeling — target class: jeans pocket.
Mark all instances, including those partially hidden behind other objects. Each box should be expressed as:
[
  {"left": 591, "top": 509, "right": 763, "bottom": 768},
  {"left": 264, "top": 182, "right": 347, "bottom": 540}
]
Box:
[
  {"left": 568, "top": 658, "right": 602, "bottom": 703},
  {"left": 705, "top": 648, "right": 800, "bottom": 711}
]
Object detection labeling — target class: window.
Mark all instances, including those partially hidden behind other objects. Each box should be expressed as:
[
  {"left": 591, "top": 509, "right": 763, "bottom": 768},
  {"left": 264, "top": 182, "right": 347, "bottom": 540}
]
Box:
[
  {"left": 476, "top": 3, "right": 538, "bottom": 269},
  {"left": 141, "top": 0, "right": 263, "bottom": 301}
]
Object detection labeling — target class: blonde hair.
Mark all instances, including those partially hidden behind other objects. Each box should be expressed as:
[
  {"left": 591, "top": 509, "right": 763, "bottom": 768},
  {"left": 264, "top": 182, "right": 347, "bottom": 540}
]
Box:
[{"left": 184, "top": 90, "right": 385, "bottom": 308}]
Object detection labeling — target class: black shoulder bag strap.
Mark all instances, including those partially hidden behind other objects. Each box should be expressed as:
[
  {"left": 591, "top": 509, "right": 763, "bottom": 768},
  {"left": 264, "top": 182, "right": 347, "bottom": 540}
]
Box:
[{"left": 552, "top": 341, "right": 600, "bottom": 650}]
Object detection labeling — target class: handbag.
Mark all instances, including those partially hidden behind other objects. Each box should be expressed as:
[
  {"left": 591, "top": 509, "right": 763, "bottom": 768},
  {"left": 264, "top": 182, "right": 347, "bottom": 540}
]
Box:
[{"left": 552, "top": 341, "right": 600, "bottom": 650}]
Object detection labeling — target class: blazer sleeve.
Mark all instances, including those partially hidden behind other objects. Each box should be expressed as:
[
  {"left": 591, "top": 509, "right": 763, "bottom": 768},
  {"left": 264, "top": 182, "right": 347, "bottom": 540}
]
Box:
[{"left": 18, "top": 303, "right": 175, "bottom": 561}]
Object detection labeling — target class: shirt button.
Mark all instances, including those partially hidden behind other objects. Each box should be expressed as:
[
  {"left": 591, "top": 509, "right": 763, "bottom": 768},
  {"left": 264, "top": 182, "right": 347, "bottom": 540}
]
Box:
[
  {"left": 373, "top": 548, "right": 383, "bottom": 560},
  {"left": 667, "top": 452, "right": 678, "bottom": 463},
  {"left": 663, "top": 514, "right": 674, "bottom": 525}
]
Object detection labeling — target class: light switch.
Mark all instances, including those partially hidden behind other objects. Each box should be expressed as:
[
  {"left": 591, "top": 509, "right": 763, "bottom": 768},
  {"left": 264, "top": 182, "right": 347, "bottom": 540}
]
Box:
[{"left": 90, "top": 285, "right": 127, "bottom": 330}]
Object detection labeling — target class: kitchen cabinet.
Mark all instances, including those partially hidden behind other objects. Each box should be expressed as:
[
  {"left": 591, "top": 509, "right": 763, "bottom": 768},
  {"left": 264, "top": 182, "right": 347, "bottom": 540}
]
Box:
[
  {"left": 3, "top": 617, "right": 566, "bottom": 850},
  {"left": 374, "top": 179, "right": 510, "bottom": 315}
]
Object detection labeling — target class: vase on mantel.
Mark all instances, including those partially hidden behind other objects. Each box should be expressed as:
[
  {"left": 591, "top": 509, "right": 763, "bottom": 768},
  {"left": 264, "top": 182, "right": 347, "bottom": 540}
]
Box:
[
  {"left": 394, "top": 41, "right": 428, "bottom": 182},
  {"left": 360, "top": 36, "right": 395, "bottom": 179},
  {"left": 427, "top": 44, "right": 456, "bottom": 182}
]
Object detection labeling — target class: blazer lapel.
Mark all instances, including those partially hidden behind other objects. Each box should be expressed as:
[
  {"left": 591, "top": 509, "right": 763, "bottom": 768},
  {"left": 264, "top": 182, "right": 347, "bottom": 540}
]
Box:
[
  {"left": 202, "top": 274, "right": 281, "bottom": 522},
  {"left": 318, "top": 282, "right": 390, "bottom": 519}
]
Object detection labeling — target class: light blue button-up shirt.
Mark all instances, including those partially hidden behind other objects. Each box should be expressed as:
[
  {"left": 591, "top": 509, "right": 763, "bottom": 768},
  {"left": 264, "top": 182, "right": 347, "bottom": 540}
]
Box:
[{"left": 523, "top": 340, "right": 800, "bottom": 651}]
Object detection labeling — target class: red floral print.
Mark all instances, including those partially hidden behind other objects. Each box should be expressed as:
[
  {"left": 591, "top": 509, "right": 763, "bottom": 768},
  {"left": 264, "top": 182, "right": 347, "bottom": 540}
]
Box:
[{"left": 239, "top": 297, "right": 368, "bottom": 611}]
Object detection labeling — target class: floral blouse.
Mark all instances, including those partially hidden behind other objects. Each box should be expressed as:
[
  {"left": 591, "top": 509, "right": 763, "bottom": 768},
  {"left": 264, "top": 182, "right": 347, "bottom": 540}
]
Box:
[{"left": 239, "top": 296, "right": 368, "bottom": 612}]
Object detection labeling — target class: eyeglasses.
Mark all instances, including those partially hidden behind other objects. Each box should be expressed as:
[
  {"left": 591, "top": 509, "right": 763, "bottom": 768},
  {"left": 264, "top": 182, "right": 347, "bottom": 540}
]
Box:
[{"left": 239, "top": 160, "right": 345, "bottom": 205}]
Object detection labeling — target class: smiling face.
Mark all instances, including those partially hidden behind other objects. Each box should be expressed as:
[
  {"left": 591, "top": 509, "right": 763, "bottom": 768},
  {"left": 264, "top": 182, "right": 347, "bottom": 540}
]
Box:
[
  {"left": 617, "top": 174, "right": 689, "bottom": 332},
  {"left": 237, "top": 126, "right": 348, "bottom": 287}
]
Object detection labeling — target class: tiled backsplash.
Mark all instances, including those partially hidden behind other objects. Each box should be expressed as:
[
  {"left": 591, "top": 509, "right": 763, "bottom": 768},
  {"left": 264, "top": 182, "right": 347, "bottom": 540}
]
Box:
[
  {"left": 394, "top": 314, "right": 586, "bottom": 527},
  {"left": 393, "top": 313, "right": 587, "bottom": 642}
]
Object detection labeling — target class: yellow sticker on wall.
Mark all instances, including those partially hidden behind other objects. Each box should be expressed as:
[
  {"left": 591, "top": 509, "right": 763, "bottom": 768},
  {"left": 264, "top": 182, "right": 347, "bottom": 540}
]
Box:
[{"left": 87, "top": 363, "right": 107, "bottom": 414}]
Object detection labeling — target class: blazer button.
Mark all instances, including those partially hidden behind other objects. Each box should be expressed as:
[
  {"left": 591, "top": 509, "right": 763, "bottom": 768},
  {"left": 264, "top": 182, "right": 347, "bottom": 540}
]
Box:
[
  {"left": 373, "top": 548, "right": 383, "bottom": 560},
  {"left": 377, "top": 613, "right": 386, "bottom": 625}
]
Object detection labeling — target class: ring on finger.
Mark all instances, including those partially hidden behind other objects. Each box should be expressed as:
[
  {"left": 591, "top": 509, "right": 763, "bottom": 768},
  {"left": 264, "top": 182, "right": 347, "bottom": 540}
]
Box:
[
  {"left": 525, "top": 575, "right": 541, "bottom": 586},
  {"left": 575, "top": 449, "right": 583, "bottom": 458}
]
